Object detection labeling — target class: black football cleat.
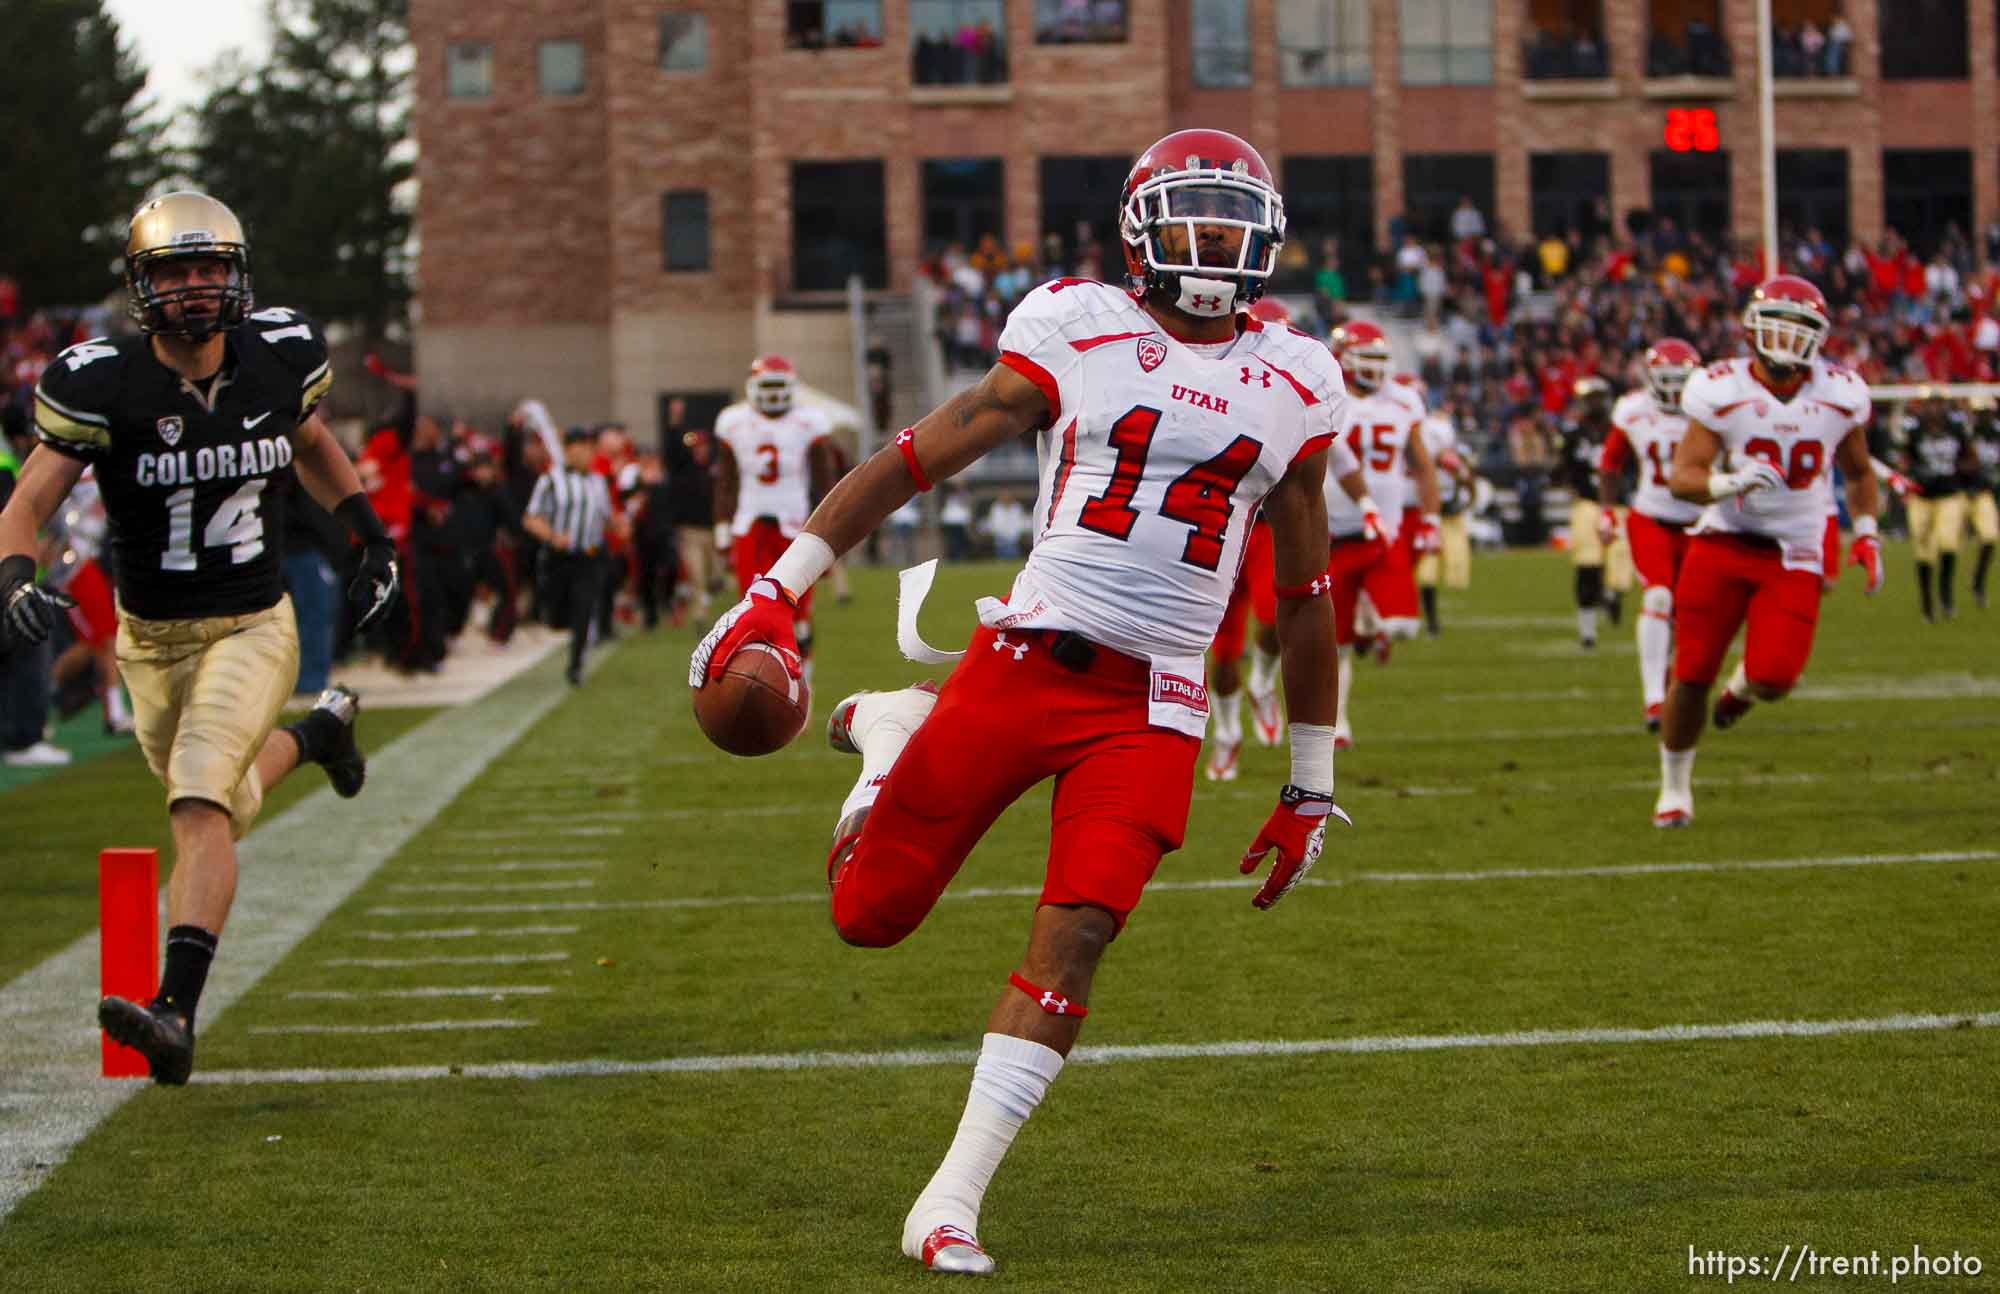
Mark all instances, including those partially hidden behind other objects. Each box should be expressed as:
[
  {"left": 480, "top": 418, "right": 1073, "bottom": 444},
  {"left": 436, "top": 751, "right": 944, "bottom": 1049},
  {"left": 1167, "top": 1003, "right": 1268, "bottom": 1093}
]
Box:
[
  {"left": 1712, "top": 690, "right": 1754, "bottom": 732},
  {"left": 98, "top": 996, "right": 195, "bottom": 1086},
  {"left": 312, "top": 685, "right": 367, "bottom": 797}
]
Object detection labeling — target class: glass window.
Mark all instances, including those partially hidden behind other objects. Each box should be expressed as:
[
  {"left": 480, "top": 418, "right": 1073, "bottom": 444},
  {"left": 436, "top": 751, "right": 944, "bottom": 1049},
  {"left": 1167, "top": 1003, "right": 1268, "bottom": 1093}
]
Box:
[
  {"left": 1776, "top": 149, "right": 1849, "bottom": 249},
  {"left": 1649, "top": 149, "right": 1732, "bottom": 243},
  {"left": 1884, "top": 150, "right": 1972, "bottom": 257},
  {"left": 1524, "top": 1, "right": 1608, "bottom": 79},
  {"left": 1401, "top": 0, "right": 1492, "bottom": 85},
  {"left": 1880, "top": 0, "right": 1965, "bottom": 78},
  {"left": 1041, "top": 156, "right": 1134, "bottom": 277},
  {"left": 923, "top": 159, "right": 1007, "bottom": 255},
  {"left": 1530, "top": 152, "right": 1610, "bottom": 237},
  {"left": 912, "top": 0, "right": 1008, "bottom": 84},
  {"left": 663, "top": 191, "right": 710, "bottom": 272},
  {"left": 659, "top": 13, "right": 707, "bottom": 71},
  {"left": 1283, "top": 156, "right": 1376, "bottom": 295},
  {"left": 1647, "top": 0, "right": 1728, "bottom": 77},
  {"left": 793, "top": 161, "right": 888, "bottom": 291},
  {"left": 538, "top": 39, "right": 586, "bottom": 96},
  {"left": 1193, "top": 0, "right": 1251, "bottom": 86},
  {"left": 789, "top": 1, "right": 885, "bottom": 48},
  {"left": 446, "top": 42, "right": 492, "bottom": 99},
  {"left": 1279, "top": 0, "right": 1372, "bottom": 86},
  {"left": 1035, "top": 0, "right": 1127, "bottom": 43},
  {"left": 1402, "top": 153, "right": 1495, "bottom": 241}
]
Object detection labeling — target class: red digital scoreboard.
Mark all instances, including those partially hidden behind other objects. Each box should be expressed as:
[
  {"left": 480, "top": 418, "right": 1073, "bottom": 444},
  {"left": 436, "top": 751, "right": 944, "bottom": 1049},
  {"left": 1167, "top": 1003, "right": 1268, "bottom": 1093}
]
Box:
[{"left": 1663, "top": 108, "right": 1721, "bottom": 153}]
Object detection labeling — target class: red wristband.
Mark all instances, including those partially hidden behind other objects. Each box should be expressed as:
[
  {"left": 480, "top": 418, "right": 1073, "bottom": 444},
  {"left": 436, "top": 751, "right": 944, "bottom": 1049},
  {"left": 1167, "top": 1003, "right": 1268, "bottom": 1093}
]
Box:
[
  {"left": 1273, "top": 571, "right": 1333, "bottom": 600},
  {"left": 894, "top": 427, "right": 932, "bottom": 492},
  {"left": 1009, "top": 971, "right": 1087, "bottom": 1018}
]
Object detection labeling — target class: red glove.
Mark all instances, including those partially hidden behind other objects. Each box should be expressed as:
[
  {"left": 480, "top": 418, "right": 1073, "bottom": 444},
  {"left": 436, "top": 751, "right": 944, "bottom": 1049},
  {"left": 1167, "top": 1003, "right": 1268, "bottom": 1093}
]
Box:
[
  {"left": 1239, "top": 785, "right": 1351, "bottom": 911},
  {"left": 1848, "top": 533, "right": 1884, "bottom": 595},
  {"left": 688, "top": 576, "right": 801, "bottom": 687},
  {"left": 1412, "top": 515, "right": 1442, "bottom": 554},
  {"left": 1596, "top": 507, "right": 1619, "bottom": 548},
  {"left": 1887, "top": 470, "right": 1921, "bottom": 499}
]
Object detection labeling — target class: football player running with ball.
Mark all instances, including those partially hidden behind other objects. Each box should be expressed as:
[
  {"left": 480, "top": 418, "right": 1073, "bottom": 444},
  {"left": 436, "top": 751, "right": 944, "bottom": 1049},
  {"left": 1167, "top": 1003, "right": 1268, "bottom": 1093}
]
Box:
[
  {"left": 0, "top": 193, "right": 401, "bottom": 1083},
  {"left": 691, "top": 130, "right": 1349, "bottom": 1275},
  {"left": 1652, "top": 276, "right": 1881, "bottom": 828}
]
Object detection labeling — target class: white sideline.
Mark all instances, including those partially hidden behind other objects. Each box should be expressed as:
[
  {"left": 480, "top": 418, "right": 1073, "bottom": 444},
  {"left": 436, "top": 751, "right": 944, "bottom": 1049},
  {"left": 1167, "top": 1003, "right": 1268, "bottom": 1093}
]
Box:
[
  {"left": 248, "top": 1019, "right": 536, "bottom": 1036},
  {"left": 323, "top": 953, "right": 570, "bottom": 969},
  {"left": 433, "top": 861, "right": 607, "bottom": 873},
  {"left": 0, "top": 646, "right": 604, "bottom": 1224},
  {"left": 350, "top": 924, "right": 581, "bottom": 941},
  {"left": 188, "top": 1009, "right": 2000, "bottom": 1087},
  {"left": 286, "top": 986, "right": 554, "bottom": 1000},
  {"left": 359, "top": 849, "right": 2000, "bottom": 917},
  {"left": 386, "top": 879, "right": 599, "bottom": 894}
]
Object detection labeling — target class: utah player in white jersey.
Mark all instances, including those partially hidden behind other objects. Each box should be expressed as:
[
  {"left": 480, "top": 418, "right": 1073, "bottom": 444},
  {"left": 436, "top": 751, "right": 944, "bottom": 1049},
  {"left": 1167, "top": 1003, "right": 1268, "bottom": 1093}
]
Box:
[
  {"left": 1324, "top": 322, "right": 1440, "bottom": 746},
  {"left": 1652, "top": 276, "right": 1882, "bottom": 828},
  {"left": 690, "top": 129, "right": 1349, "bottom": 1275},
  {"left": 1414, "top": 401, "right": 1474, "bottom": 635},
  {"left": 712, "top": 354, "right": 839, "bottom": 683},
  {"left": 1597, "top": 338, "right": 1701, "bottom": 730}
]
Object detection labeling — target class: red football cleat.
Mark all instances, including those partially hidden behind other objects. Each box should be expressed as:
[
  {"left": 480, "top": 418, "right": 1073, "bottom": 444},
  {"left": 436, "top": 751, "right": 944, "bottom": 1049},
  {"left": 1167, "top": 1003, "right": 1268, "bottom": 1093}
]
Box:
[{"left": 916, "top": 1225, "right": 995, "bottom": 1276}]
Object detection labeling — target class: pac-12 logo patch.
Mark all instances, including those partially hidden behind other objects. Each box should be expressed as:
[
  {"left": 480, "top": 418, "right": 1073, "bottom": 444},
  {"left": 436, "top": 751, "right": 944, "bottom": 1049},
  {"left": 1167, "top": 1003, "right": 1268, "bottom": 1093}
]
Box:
[
  {"left": 1136, "top": 337, "right": 1167, "bottom": 373},
  {"left": 156, "top": 416, "right": 183, "bottom": 447}
]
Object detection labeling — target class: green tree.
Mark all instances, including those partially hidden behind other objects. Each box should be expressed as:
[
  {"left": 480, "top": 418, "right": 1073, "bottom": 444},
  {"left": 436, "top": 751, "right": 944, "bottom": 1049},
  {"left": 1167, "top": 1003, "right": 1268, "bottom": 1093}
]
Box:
[
  {"left": 189, "top": 0, "right": 412, "bottom": 341},
  {"left": 0, "top": 0, "right": 168, "bottom": 308}
]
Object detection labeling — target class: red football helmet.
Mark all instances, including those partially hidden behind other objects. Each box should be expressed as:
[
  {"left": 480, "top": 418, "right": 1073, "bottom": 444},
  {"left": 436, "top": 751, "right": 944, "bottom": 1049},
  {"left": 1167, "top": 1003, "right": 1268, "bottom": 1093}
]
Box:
[
  {"left": 1329, "top": 320, "right": 1391, "bottom": 392},
  {"left": 1742, "top": 275, "right": 1830, "bottom": 370},
  {"left": 1643, "top": 338, "right": 1701, "bottom": 412},
  {"left": 747, "top": 354, "right": 796, "bottom": 415},
  {"left": 1246, "top": 297, "right": 1293, "bottom": 326},
  {"left": 1120, "top": 128, "right": 1284, "bottom": 317}
]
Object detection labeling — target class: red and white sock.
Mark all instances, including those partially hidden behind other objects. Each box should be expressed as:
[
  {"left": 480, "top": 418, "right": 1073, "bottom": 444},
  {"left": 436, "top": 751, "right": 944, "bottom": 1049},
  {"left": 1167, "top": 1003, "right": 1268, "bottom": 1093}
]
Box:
[
  {"left": 901, "top": 1033, "right": 1064, "bottom": 1258},
  {"left": 1212, "top": 687, "right": 1242, "bottom": 745}
]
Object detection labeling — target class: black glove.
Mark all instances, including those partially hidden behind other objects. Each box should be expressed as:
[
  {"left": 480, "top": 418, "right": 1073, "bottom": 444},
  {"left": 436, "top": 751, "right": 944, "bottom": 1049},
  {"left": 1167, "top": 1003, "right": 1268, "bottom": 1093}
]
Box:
[
  {"left": 348, "top": 541, "right": 400, "bottom": 633},
  {"left": 1, "top": 555, "right": 75, "bottom": 650}
]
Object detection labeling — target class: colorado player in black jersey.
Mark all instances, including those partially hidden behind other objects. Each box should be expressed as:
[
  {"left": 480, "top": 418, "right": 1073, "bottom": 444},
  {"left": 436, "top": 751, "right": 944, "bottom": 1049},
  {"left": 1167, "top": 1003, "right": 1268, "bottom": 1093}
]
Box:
[
  {"left": 0, "top": 192, "right": 401, "bottom": 1084},
  {"left": 1900, "top": 400, "right": 1972, "bottom": 621},
  {"left": 1559, "top": 376, "right": 1628, "bottom": 645}
]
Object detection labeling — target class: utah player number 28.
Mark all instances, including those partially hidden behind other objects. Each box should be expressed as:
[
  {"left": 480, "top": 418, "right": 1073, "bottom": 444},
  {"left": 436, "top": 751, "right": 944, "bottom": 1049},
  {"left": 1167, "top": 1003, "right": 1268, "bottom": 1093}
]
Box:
[
  {"left": 1074, "top": 404, "right": 1264, "bottom": 571},
  {"left": 161, "top": 480, "right": 269, "bottom": 571}
]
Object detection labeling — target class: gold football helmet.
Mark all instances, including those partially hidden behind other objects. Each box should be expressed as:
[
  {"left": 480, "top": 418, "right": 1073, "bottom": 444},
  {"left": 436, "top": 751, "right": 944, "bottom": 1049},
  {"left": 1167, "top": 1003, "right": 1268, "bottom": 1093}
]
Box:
[{"left": 125, "top": 191, "right": 253, "bottom": 339}]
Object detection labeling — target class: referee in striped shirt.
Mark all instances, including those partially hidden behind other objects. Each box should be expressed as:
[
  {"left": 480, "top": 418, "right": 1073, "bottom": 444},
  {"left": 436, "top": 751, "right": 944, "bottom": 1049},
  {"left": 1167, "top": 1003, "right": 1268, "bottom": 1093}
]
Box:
[{"left": 523, "top": 426, "right": 623, "bottom": 684}]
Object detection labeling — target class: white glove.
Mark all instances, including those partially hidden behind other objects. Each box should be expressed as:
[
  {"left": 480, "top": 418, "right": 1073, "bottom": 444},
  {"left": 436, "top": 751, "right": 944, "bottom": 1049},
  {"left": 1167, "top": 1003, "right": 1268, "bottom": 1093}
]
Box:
[
  {"left": 1708, "top": 460, "right": 1787, "bottom": 501},
  {"left": 713, "top": 521, "right": 733, "bottom": 552}
]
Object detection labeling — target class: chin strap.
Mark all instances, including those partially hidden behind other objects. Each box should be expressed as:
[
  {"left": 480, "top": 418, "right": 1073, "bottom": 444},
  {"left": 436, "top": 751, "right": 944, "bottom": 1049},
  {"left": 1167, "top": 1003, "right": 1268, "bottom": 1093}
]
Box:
[{"left": 1173, "top": 275, "right": 1239, "bottom": 318}]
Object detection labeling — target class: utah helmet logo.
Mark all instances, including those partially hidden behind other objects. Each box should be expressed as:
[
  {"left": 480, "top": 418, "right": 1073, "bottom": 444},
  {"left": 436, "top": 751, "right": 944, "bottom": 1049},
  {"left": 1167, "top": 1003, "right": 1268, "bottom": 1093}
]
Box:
[
  {"left": 156, "top": 416, "right": 183, "bottom": 447},
  {"left": 1136, "top": 337, "right": 1167, "bottom": 373}
]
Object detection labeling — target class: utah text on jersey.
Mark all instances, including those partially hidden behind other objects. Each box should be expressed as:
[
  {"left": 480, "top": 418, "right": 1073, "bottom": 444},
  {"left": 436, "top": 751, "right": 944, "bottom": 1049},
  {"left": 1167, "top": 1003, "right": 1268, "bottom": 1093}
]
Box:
[{"left": 32, "top": 308, "right": 333, "bottom": 620}]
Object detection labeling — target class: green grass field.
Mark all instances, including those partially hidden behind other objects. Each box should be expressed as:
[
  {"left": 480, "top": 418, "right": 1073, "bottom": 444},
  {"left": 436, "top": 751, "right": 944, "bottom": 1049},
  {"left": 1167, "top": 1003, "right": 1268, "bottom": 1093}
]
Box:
[{"left": 2, "top": 545, "right": 1995, "bottom": 1292}]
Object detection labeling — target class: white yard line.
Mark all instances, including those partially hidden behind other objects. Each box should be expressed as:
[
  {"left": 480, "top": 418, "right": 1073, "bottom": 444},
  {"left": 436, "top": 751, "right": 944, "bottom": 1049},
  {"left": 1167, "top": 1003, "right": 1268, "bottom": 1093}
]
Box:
[
  {"left": 0, "top": 646, "right": 607, "bottom": 1223},
  {"left": 350, "top": 925, "right": 581, "bottom": 941},
  {"left": 322, "top": 953, "right": 571, "bottom": 969},
  {"left": 248, "top": 1018, "right": 536, "bottom": 1036},
  {"left": 451, "top": 826, "right": 625, "bottom": 839},
  {"left": 386, "top": 879, "right": 599, "bottom": 894},
  {"left": 286, "top": 986, "right": 554, "bottom": 1000},
  {"left": 190, "top": 1008, "right": 2000, "bottom": 1086},
  {"left": 431, "top": 861, "right": 609, "bottom": 873},
  {"left": 360, "top": 849, "right": 2000, "bottom": 917}
]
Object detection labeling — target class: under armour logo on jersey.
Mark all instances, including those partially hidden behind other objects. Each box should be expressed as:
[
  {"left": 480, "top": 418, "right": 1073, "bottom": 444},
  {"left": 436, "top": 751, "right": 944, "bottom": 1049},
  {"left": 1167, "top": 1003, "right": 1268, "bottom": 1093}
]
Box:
[
  {"left": 1136, "top": 337, "right": 1167, "bottom": 372},
  {"left": 1240, "top": 366, "right": 1272, "bottom": 388},
  {"left": 991, "top": 633, "right": 1030, "bottom": 661}
]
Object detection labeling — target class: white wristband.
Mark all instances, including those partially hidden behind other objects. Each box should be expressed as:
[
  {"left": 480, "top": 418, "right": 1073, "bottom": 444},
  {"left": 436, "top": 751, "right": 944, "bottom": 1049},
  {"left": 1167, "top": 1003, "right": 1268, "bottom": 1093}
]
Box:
[
  {"left": 1852, "top": 514, "right": 1878, "bottom": 538},
  {"left": 767, "top": 533, "right": 837, "bottom": 598},
  {"left": 1288, "top": 722, "right": 1335, "bottom": 796}
]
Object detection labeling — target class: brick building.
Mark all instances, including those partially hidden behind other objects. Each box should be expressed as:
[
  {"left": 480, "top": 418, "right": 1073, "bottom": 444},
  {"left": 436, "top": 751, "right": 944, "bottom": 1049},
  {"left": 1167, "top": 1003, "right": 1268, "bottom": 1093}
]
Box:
[{"left": 410, "top": 0, "right": 1998, "bottom": 441}]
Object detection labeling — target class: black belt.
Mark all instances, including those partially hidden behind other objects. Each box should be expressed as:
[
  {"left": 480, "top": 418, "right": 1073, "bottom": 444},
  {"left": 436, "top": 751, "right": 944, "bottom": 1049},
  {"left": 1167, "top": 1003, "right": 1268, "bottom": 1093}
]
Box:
[{"left": 1044, "top": 630, "right": 1096, "bottom": 672}]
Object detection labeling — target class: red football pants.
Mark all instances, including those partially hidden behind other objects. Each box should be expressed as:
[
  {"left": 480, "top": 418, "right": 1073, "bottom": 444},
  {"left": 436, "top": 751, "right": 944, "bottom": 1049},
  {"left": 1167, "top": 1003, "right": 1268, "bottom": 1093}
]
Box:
[
  {"left": 1325, "top": 533, "right": 1398, "bottom": 644},
  {"left": 1672, "top": 535, "right": 1824, "bottom": 691},
  {"left": 829, "top": 625, "right": 1199, "bottom": 947},
  {"left": 1625, "top": 511, "right": 1692, "bottom": 591},
  {"left": 1211, "top": 519, "right": 1276, "bottom": 661},
  {"left": 732, "top": 518, "right": 815, "bottom": 620}
]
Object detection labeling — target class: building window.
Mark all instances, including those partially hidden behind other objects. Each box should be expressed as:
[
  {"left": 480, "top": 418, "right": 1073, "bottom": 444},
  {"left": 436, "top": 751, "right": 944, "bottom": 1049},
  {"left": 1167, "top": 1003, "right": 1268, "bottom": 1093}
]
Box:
[
  {"left": 1884, "top": 150, "right": 1972, "bottom": 258},
  {"left": 1648, "top": 0, "right": 1728, "bottom": 76},
  {"left": 793, "top": 161, "right": 887, "bottom": 291},
  {"left": 446, "top": 42, "right": 492, "bottom": 99},
  {"left": 1524, "top": 1, "right": 1607, "bottom": 79},
  {"left": 1278, "top": 0, "right": 1371, "bottom": 86},
  {"left": 1770, "top": 0, "right": 1857, "bottom": 77},
  {"left": 1530, "top": 152, "right": 1610, "bottom": 238},
  {"left": 1400, "top": 0, "right": 1493, "bottom": 85},
  {"left": 1283, "top": 156, "right": 1376, "bottom": 298},
  {"left": 663, "top": 191, "right": 710, "bottom": 272},
  {"left": 922, "top": 159, "right": 1006, "bottom": 256},
  {"left": 659, "top": 13, "right": 707, "bottom": 70},
  {"left": 1192, "top": 0, "right": 1251, "bottom": 86},
  {"left": 1649, "top": 149, "right": 1731, "bottom": 243},
  {"left": 1402, "top": 154, "right": 1495, "bottom": 241},
  {"left": 1880, "top": 0, "right": 1965, "bottom": 78},
  {"left": 789, "top": 1, "right": 885, "bottom": 48},
  {"left": 912, "top": 0, "right": 1008, "bottom": 83},
  {"left": 538, "top": 40, "right": 586, "bottom": 95},
  {"left": 1776, "top": 149, "right": 1849, "bottom": 252},
  {"left": 1041, "top": 155, "right": 1133, "bottom": 277},
  {"left": 1035, "top": 0, "right": 1127, "bottom": 42}
]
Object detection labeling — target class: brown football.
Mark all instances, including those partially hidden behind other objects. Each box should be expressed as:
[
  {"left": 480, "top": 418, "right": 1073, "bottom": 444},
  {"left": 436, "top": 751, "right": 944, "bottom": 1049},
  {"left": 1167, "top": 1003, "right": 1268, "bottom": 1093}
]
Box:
[{"left": 692, "top": 641, "right": 811, "bottom": 756}]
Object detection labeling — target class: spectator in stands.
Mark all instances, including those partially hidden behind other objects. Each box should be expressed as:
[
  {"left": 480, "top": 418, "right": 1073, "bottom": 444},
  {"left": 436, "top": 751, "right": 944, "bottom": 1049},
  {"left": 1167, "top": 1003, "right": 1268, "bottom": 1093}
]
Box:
[
  {"left": 662, "top": 416, "right": 719, "bottom": 621},
  {"left": 982, "top": 491, "right": 1032, "bottom": 560},
  {"left": 1826, "top": 10, "right": 1853, "bottom": 74},
  {"left": 939, "top": 483, "right": 974, "bottom": 561},
  {"left": 0, "top": 417, "right": 66, "bottom": 767},
  {"left": 1420, "top": 246, "right": 1449, "bottom": 331},
  {"left": 1451, "top": 196, "right": 1487, "bottom": 244},
  {"left": 1508, "top": 412, "right": 1556, "bottom": 547},
  {"left": 630, "top": 451, "right": 677, "bottom": 630}
]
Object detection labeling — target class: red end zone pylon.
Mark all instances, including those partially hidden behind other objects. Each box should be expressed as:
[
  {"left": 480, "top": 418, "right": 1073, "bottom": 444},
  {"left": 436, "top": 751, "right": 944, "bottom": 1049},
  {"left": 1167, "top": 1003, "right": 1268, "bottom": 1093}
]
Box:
[{"left": 98, "top": 848, "right": 158, "bottom": 1078}]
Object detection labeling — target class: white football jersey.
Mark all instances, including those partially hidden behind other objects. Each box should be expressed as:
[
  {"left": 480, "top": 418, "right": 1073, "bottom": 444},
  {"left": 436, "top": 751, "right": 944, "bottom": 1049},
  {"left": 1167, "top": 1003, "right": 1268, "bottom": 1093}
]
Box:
[
  {"left": 1681, "top": 357, "right": 1870, "bottom": 569},
  {"left": 714, "top": 400, "right": 830, "bottom": 538},
  {"left": 1417, "top": 413, "right": 1466, "bottom": 511},
  {"left": 1328, "top": 381, "right": 1424, "bottom": 538},
  {"left": 994, "top": 279, "right": 1346, "bottom": 662},
  {"left": 1609, "top": 389, "right": 1701, "bottom": 525}
]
